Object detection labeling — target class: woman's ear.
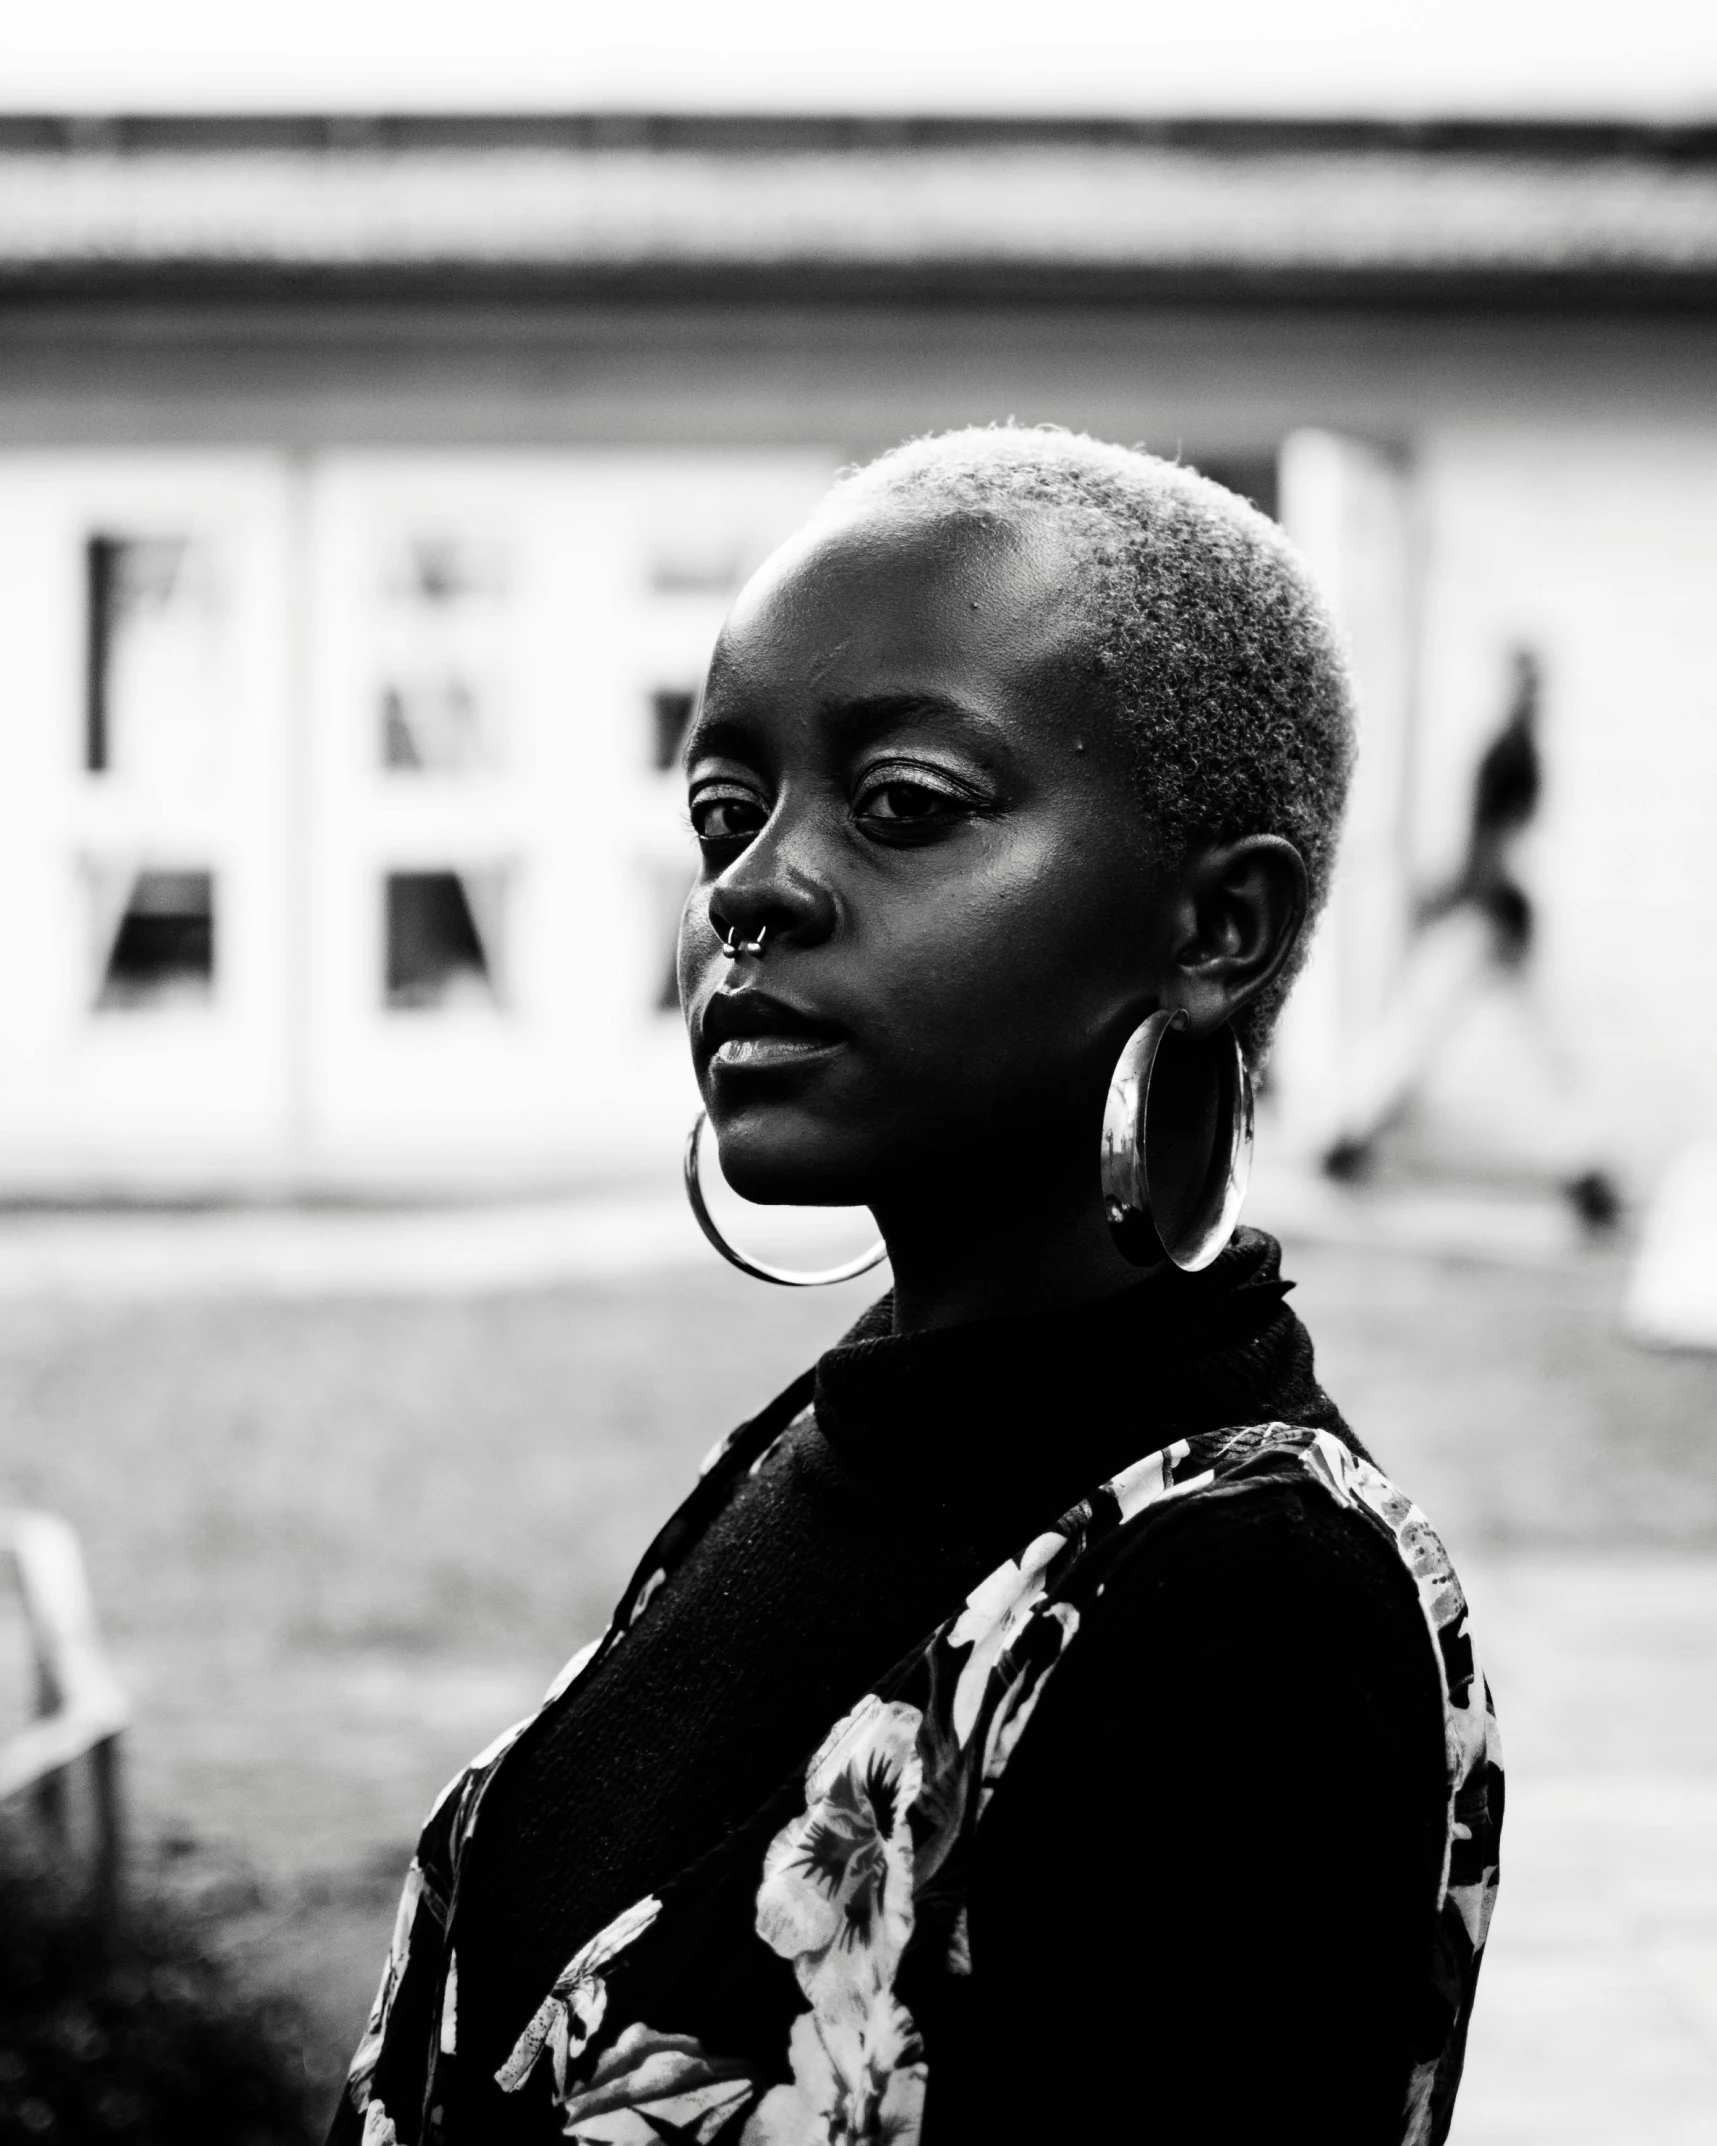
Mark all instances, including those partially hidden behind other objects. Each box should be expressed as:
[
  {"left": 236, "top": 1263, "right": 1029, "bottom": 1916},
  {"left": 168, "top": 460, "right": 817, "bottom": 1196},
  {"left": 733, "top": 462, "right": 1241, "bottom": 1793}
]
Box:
[{"left": 1168, "top": 835, "right": 1309, "bottom": 1037}]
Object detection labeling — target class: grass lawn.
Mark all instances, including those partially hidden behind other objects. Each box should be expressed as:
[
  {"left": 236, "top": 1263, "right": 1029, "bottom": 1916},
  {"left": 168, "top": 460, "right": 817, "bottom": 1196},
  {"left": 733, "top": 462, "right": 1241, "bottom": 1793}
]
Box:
[{"left": 2, "top": 1235, "right": 1714, "bottom": 2122}]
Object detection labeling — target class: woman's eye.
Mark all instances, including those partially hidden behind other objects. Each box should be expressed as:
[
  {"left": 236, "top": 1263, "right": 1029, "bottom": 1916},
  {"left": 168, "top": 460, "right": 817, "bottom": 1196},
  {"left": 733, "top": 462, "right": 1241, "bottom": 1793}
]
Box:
[
  {"left": 690, "top": 793, "right": 767, "bottom": 845},
  {"left": 856, "top": 778, "right": 962, "bottom": 826}
]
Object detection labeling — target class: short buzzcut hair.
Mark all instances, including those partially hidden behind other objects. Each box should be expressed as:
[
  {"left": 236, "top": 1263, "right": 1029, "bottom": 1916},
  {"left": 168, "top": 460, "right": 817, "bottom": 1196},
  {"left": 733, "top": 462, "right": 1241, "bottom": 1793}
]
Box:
[{"left": 828, "top": 424, "right": 1354, "bottom": 1060}]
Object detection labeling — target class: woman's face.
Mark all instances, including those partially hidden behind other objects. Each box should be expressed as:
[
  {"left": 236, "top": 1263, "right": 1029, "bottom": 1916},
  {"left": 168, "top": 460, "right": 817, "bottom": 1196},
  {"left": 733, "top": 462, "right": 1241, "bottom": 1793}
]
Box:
[{"left": 677, "top": 503, "right": 1181, "bottom": 1213}]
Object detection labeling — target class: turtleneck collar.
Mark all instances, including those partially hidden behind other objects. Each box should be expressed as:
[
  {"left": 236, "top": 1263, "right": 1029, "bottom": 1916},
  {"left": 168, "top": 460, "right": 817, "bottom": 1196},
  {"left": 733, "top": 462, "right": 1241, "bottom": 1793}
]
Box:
[{"left": 810, "top": 1228, "right": 1346, "bottom": 1495}]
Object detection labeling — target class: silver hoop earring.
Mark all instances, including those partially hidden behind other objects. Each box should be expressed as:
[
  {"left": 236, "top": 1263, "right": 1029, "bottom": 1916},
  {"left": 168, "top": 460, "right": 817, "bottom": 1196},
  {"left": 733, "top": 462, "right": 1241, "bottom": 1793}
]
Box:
[
  {"left": 1100, "top": 1009, "right": 1254, "bottom": 1272},
  {"left": 683, "top": 1110, "right": 889, "bottom": 1288}
]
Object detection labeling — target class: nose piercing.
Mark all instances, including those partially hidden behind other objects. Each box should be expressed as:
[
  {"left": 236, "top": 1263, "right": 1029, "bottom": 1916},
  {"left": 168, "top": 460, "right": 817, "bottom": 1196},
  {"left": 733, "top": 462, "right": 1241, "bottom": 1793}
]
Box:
[{"left": 719, "top": 923, "right": 770, "bottom": 960}]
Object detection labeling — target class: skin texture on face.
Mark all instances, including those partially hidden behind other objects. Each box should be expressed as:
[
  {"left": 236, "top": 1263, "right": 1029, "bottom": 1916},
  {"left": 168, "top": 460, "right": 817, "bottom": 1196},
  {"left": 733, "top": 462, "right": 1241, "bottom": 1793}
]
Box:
[{"left": 678, "top": 500, "right": 1305, "bottom": 1333}]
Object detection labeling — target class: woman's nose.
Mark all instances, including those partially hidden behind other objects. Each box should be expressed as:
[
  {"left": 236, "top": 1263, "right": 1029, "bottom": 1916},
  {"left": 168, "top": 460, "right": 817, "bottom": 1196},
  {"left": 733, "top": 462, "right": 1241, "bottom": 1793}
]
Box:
[{"left": 708, "top": 819, "right": 836, "bottom": 955}]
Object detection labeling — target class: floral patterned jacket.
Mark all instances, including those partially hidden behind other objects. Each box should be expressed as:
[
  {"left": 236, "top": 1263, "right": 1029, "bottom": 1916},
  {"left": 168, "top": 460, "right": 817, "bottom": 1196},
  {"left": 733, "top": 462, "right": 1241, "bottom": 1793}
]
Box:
[{"left": 331, "top": 1416, "right": 1502, "bottom": 2146}]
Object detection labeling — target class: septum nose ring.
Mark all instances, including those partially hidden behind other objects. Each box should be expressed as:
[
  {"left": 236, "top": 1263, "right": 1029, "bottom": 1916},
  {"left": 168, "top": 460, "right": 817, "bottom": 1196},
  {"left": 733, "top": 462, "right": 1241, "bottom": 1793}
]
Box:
[{"left": 719, "top": 923, "right": 770, "bottom": 960}]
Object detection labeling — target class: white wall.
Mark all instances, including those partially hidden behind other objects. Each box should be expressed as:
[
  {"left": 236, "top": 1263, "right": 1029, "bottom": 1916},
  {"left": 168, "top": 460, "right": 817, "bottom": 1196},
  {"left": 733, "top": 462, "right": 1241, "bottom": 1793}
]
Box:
[
  {"left": 1273, "top": 430, "right": 1420, "bottom": 1155},
  {"left": 1407, "top": 422, "right": 1717, "bottom": 1185},
  {"left": 3, "top": 414, "right": 1714, "bottom": 1198},
  {"left": 0, "top": 448, "right": 836, "bottom": 1195},
  {"left": 0, "top": 454, "right": 299, "bottom": 1190},
  {"left": 301, "top": 450, "right": 835, "bottom": 1188}
]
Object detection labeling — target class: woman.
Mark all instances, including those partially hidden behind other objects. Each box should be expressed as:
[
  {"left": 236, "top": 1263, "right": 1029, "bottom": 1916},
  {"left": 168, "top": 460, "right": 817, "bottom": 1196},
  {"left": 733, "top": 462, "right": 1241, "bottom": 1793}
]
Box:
[{"left": 334, "top": 429, "right": 1502, "bottom": 2146}]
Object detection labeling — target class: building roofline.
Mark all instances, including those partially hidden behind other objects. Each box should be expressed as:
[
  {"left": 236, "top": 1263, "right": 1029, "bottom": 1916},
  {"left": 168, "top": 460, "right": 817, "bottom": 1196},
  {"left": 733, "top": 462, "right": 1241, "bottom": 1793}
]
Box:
[
  {"left": 9, "top": 261, "right": 1717, "bottom": 318},
  {"left": 4, "top": 111, "right": 1717, "bottom": 159},
  {"left": 4, "top": 112, "right": 1717, "bottom": 312}
]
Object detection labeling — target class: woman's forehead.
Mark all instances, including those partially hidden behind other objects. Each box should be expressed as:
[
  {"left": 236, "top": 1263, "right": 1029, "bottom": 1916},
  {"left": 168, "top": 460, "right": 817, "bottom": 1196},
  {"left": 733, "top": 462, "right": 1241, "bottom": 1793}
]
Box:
[{"left": 711, "top": 502, "right": 1092, "bottom": 709}]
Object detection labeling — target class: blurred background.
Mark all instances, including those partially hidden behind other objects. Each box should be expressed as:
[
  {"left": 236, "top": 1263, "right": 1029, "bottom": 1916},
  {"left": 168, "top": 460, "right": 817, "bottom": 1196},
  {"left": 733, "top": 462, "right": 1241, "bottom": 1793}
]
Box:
[{"left": 1, "top": 3, "right": 1716, "bottom": 2140}]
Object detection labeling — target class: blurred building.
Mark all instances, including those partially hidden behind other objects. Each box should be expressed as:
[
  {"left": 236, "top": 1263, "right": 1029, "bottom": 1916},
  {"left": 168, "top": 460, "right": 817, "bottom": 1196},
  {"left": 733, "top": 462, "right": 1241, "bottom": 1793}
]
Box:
[{"left": 0, "top": 114, "right": 1714, "bottom": 1197}]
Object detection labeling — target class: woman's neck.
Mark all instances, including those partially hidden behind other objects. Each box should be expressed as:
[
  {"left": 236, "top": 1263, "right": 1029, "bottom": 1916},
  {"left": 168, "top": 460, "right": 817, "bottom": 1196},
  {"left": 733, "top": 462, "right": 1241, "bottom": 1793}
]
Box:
[{"left": 872, "top": 1175, "right": 1156, "bottom": 1336}]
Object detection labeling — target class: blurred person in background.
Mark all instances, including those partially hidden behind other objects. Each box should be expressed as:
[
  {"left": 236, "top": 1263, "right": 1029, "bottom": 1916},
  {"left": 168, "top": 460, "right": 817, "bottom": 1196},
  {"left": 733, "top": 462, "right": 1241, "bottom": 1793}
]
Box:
[
  {"left": 1322, "top": 646, "right": 1620, "bottom": 1227},
  {"left": 332, "top": 429, "right": 1502, "bottom": 2146}
]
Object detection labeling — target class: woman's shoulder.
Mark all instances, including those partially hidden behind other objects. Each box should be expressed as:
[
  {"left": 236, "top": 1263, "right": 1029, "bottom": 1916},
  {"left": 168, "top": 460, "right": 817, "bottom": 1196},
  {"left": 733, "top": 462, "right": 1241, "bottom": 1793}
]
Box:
[
  {"left": 940, "top": 1428, "right": 1491, "bottom": 2146},
  {"left": 1056, "top": 1424, "right": 1474, "bottom": 1719},
  {"left": 1094, "top": 1424, "right": 1442, "bottom": 1606},
  {"left": 895, "top": 1422, "right": 1468, "bottom": 1834},
  {"left": 954, "top": 1425, "right": 1472, "bottom": 1945},
  {"left": 1053, "top": 1427, "right": 1451, "bottom": 1722}
]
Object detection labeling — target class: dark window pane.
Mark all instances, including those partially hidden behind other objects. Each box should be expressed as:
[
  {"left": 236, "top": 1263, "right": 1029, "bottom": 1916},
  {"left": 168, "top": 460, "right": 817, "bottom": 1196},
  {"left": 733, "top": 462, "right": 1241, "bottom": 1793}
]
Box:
[
  {"left": 651, "top": 689, "right": 696, "bottom": 773},
  {"left": 376, "top": 531, "right": 507, "bottom": 773},
  {"left": 649, "top": 862, "right": 694, "bottom": 1013},
  {"left": 384, "top": 871, "right": 503, "bottom": 1012},
  {"left": 84, "top": 535, "right": 213, "bottom": 778},
  {"left": 381, "top": 677, "right": 494, "bottom": 772},
  {"left": 389, "top": 534, "right": 507, "bottom": 606},
  {"left": 95, "top": 869, "right": 215, "bottom": 1011},
  {"left": 85, "top": 536, "right": 119, "bottom": 772},
  {"left": 381, "top": 688, "right": 420, "bottom": 770},
  {"left": 1193, "top": 456, "right": 1280, "bottom": 522}
]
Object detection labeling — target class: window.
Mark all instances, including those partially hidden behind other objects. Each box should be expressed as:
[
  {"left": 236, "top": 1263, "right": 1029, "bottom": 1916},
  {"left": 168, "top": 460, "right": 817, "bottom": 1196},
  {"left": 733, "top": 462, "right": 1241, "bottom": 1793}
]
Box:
[
  {"left": 90, "top": 868, "right": 215, "bottom": 1011},
  {"left": 85, "top": 534, "right": 222, "bottom": 782},
  {"left": 377, "top": 532, "right": 507, "bottom": 772},
  {"left": 650, "top": 688, "right": 696, "bottom": 773},
  {"left": 384, "top": 870, "right": 506, "bottom": 1012},
  {"left": 386, "top": 533, "right": 507, "bottom": 608},
  {"left": 644, "top": 692, "right": 699, "bottom": 1006},
  {"left": 382, "top": 675, "right": 495, "bottom": 772},
  {"left": 648, "top": 863, "right": 694, "bottom": 1013}
]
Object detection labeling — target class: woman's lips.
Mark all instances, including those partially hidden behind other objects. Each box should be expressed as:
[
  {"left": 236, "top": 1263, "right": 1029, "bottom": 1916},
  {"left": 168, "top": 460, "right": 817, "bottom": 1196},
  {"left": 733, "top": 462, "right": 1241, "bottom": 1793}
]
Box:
[
  {"left": 700, "top": 988, "right": 845, "bottom": 1074},
  {"left": 709, "top": 1033, "right": 843, "bottom": 1073}
]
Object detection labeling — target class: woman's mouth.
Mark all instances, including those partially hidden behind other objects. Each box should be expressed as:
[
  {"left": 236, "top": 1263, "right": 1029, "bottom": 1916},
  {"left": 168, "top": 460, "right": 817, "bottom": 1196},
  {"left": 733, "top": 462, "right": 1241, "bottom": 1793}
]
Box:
[
  {"left": 701, "top": 990, "right": 845, "bottom": 1075},
  {"left": 709, "top": 1033, "right": 843, "bottom": 1072}
]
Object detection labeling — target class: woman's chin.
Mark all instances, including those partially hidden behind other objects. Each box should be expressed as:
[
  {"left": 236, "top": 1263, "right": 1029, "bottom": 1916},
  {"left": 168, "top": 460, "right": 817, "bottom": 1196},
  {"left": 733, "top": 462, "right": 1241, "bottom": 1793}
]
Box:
[{"left": 705, "top": 1105, "right": 874, "bottom": 1209}]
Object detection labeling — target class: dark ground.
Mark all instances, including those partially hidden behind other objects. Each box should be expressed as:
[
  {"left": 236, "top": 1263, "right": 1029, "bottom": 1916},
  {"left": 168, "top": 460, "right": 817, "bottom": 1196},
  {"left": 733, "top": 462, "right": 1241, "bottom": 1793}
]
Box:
[{"left": 1, "top": 1237, "right": 1713, "bottom": 2122}]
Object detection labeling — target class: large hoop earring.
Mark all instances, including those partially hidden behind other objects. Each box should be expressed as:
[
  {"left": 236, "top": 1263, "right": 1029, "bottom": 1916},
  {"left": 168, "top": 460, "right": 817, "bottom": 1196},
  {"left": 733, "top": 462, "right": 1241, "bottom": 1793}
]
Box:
[
  {"left": 683, "top": 1110, "right": 889, "bottom": 1288},
  {"left": 1100, "top": 1009, "right": 1254, "bottom": 1272}
]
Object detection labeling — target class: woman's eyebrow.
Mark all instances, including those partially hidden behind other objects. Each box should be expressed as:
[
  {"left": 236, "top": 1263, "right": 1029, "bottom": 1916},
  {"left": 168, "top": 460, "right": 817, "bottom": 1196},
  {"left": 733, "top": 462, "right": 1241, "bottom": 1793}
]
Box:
[
  {"left": 684, "top": 691, "right": 999, "bottom": 769},
  {"left": 681, "top": 710, "right": 753, "bottom": 767},
  {"left": 817, "top": 691, "right": 999, "bottom": 745}
]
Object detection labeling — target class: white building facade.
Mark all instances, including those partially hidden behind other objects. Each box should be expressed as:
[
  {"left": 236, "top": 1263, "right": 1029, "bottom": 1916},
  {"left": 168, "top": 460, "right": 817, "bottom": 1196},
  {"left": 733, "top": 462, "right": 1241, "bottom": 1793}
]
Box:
[
  {"left": 0, "top": 447, "right": 837, "bottom": 1192},
  {"left": 1, "top": 116, "right": 1714, "bottom": 1198}
]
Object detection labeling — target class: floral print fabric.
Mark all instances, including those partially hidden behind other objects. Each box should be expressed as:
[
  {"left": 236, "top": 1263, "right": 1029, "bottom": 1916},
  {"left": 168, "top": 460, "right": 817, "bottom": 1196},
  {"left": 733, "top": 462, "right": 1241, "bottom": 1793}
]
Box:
[{"left": 332, "top": 1418, "right": 1501, "bottom": 2146}]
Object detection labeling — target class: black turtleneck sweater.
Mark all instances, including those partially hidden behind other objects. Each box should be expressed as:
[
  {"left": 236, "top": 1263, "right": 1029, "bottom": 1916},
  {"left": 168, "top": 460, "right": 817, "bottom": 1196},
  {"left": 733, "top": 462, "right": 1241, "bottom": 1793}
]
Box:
[{"left": 446, "top": 1234, "right": 1447, "bottom": 2143}]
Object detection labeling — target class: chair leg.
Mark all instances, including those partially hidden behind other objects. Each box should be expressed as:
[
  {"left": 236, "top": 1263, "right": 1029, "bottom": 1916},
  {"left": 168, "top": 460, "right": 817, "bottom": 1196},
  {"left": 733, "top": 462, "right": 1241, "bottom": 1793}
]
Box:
[{"left": 90, "top": 1734, "right": 124, "bottom": 1925}]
